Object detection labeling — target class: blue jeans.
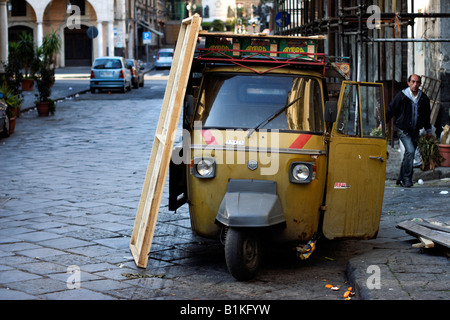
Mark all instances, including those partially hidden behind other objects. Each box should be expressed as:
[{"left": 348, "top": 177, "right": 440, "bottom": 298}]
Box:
[{"left": 398, "top": 129, "right": 418, "bottom": 182}]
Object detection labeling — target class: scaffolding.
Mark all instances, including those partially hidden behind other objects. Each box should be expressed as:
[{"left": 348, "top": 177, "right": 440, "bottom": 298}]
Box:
[
  {"left": 274, "top": 1, "right": 450, "bottom": 77},
  {"left": 273, "top": 0, "right": 450, "bottom": 140}
]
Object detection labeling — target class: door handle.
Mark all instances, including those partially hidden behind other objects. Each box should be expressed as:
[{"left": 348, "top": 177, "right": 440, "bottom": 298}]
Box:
[{"left": 369, "top": 156, "right": 385, "bottom": 163}]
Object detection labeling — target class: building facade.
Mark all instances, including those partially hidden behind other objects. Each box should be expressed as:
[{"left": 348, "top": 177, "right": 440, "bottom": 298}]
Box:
[
  {"left": 0, "top": 0, "right": 167, "bottom": 68},
  {"left": 273, "top": 0, "right": 450, "bottom": 134}
]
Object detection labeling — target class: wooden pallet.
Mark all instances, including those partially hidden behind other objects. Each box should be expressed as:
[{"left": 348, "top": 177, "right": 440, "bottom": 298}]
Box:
[
  {"left": 396, "top": 219, "right": 450, "bottom": 249},
  {"left": 420, "top": 76, "right": 441, "bottom": 126},
  {"left": 129, "top": 14, "right": 201, "bottom": 268}
]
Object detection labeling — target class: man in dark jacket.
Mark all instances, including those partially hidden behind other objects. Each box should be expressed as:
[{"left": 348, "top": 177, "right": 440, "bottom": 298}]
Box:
[{"left": 386, "top": 74, "right": 432, "bottom": 187}]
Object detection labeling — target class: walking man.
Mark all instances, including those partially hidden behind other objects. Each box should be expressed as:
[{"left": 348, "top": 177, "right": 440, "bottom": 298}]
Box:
[{"left": 386, "top": 74, "right": 432, "bottom": 187}]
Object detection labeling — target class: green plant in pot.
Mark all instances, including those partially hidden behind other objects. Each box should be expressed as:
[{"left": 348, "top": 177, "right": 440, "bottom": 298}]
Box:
[
  {"left": 0, "top": 82, "right": 22, "bottom": 119},
  {"left": 417, "top": 133, "right": 444, "bottom": 171},
  {"left": 0, "top": 82, "right": 22, "bottom": 134},
  {"left": 35, "top": 31, "right": 61, "bottom": 116},
  {"left": 2, "top": 42, "right": 23, "bottom": 97},
  {"left": 35, "top": 60, "right": 55, "bottom": 116},
  {"left": 439, "top": 125, "right": 450, "bottom": 167},
  {"left": 17, "top": 32, "right": 38, "bottom": 91},
  {"left": 41, "top": 30, "right": 61, "bottom": 85}
]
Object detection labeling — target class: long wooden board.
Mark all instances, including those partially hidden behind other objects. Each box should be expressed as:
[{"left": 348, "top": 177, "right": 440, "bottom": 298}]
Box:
[
  {"left": 130, "top": 14, "right": 201, "bottom": 268},
  {"left": 397, "top": 220, "right": 450, "bottom": 249}
]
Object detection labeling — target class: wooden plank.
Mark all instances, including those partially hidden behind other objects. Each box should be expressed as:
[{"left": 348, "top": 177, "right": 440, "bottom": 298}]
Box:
[
  {"left": 425, "top": 218, "right": 450, "bottom": 228},
  {"left": 412, "top": 237, "right": 434, "bottom": 248},
  {"left": 198, "top": 30, "right": 327, "bottom": 40},
  {"left": 396, "top": 221, "right": 450, "bottom": 249},
  {"left": 430, "top": 101, "right": 440, "bottom": 125},
  {"left": 417, "top": 221, "right": 450, "bottom": 234},
  {"left": 130, "top": 14, "right": 201, "bottom": 268}
]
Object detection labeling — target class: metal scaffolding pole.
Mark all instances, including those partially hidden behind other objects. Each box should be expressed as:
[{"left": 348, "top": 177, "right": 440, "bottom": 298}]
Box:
[{"left": 367, "top": 38, "right": 450, "bottom": 42}]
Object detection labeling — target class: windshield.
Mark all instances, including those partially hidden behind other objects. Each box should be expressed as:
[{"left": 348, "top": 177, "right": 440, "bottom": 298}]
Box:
[
  {"left": 93, "top": 58, "right": 122, "bottom": 69},
  {"left": 159, "top": 52, "right": 173, "bottom": 58},
  {"left": 194, "top": 73, "right": 323, "bottom": 132}
]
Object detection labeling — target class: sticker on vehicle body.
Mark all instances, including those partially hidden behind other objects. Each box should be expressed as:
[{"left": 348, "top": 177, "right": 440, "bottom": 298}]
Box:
[
  {"left": 226, "top": 139, "right": 244, "bottom": 146},
  {"left": 201, "top": 130, "right": 218, "bottom": 145},
  {"left": 289, "top": 134, "right": 312, "bottom": 149},
  {"left": 334, "top": 182, "right": 351, "bottom": 189}
]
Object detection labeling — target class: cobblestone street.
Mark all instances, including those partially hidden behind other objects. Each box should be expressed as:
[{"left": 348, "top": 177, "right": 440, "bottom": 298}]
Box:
[{"left": 0, "top": 81, "right": 449, "bottom": 303}]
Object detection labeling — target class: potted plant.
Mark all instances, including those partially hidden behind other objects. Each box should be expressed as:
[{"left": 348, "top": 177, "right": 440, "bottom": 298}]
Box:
[
  {"left": 2, "top": 42, "right": 23, "bottom": 97},
  {"left": 0, "top": 82, "right": 22, "bottom": 134},
  {"left": 17, "top": 32, "right": 38, "bottom": 91},
  {"left": 35, "top": 31, "right": 61, "bottom": 116},
  {"left": 439, "top": 125, "right": 450, "bottom": 167},
  {"left": 417, "top": 133, "right": 444, "bottom": 171},
  {"left": 41, "top": 30, "right": 61, "bottom": 86},
  {"left": 35, "top": 59, "right": 55, "bottom": 116}
]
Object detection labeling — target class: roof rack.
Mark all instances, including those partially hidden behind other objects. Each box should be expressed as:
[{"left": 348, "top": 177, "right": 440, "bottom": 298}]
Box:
[{"left": 195, "top": 31, "right": 327, "bottom": 75}]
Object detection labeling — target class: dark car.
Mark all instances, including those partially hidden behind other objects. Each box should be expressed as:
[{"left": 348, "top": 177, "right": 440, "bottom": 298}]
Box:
[{"left": 126, "top": 59, "right": 144, "bottom": 89}]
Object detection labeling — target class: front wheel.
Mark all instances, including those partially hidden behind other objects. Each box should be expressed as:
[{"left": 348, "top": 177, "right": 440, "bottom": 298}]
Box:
[{"left": 225, "top": 228, "right": 261, "bottom": 281}]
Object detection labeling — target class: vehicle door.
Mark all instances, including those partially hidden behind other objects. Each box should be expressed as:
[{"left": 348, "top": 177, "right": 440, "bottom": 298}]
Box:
[{"left": 323, "top": 81, "right": 387, "bottom": 239}]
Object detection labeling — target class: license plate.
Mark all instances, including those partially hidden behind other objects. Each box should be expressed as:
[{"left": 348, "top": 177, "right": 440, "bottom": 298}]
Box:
[{"left": 101, "top": 71, "right": 113, "bottom": 77}]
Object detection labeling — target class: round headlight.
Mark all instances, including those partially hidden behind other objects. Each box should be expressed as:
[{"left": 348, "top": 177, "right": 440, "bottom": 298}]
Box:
[
  {"left": 196, "top": 159, "right": 214, "bottom": 177},
  {"left": 292, "top": 164, "right": 310, "bottom": 181}
]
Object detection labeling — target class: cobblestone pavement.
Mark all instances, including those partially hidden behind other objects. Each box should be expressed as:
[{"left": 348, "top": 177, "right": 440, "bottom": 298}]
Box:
[{"left": 0, "top": 85, "right": 449, "bottom": 302}]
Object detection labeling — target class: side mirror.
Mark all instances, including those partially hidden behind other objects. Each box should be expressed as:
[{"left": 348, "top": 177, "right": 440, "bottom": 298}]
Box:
[{"left": 324, "top": 101, "right": 337, "bottom": 123}]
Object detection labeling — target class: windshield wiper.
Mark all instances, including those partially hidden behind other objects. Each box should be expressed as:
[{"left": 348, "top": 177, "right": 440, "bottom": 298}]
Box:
[{"left": 247, "top": 95, "right": 303, "bottom": 138}]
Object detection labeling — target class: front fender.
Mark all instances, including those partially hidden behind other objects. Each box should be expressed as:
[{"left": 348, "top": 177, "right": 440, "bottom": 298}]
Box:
[{"left": 216, "top": 179, "right": 285, "bottom": 227}]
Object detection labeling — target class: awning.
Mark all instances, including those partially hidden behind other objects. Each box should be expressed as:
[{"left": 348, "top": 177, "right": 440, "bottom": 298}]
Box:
[{"left": 137, "top": 21, "right": 164, "bottom": 37}]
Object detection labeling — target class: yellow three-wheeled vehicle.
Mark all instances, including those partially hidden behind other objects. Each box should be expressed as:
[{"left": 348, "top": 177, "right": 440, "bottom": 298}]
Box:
[{"left": 169, "top": 32, "right": 387, "bottom": 280}]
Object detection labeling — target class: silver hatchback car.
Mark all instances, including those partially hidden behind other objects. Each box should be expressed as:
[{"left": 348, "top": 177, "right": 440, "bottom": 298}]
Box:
[
  {"left": 154, "top": 48, "right": 174, "bottom": 69},
  {"left": 90, "top": 57, "right": 132, "bottom": 93}
]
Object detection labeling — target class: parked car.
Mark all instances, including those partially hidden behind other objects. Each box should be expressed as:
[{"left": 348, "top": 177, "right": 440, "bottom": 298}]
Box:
[
  {"left": 90, "top": 56, "right": 132, "bottom": 93},
  {"left": 0, "top": 98, "right": 9, "bottom": 138},
  {"left": 126, "top": 59, "right": 144, "bottom": 88},
  {"left": 154, "top": 48, "right": 174, "bottom": 69}
]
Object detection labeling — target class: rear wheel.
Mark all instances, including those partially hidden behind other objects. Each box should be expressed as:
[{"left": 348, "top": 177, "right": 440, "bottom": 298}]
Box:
[{"left": 225, "top": 228, "right": 261, "bottom": 281}]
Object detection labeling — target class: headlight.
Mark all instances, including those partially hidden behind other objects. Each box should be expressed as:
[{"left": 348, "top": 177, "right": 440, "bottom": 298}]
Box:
[
  {"left": 289, "top": 162, "right": 314, "bottom": 184},
  {"left": 192, "top": 157, "right": 216, "bottom": 179}
]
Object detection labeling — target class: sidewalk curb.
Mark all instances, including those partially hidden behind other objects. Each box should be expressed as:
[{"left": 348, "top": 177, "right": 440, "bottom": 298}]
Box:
[
  {"left": 346, "top": 250, "right": 411, "bottom": 300},
  {"left": 20, "top": 88, "right": 90, "bottom": 113}
]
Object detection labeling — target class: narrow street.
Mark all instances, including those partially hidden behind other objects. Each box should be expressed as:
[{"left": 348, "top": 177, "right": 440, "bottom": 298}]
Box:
[{"left": 0, "top": 71, "right": 448, "bottom": 303}]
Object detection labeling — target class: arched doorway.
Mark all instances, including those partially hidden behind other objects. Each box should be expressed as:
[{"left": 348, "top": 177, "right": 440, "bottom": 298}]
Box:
[
  {"left": 64, "top": 25, "right": 92, "bottom": 66},
  {"left": 8, "top": 26, "right": 33, "bottom": 43}
]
